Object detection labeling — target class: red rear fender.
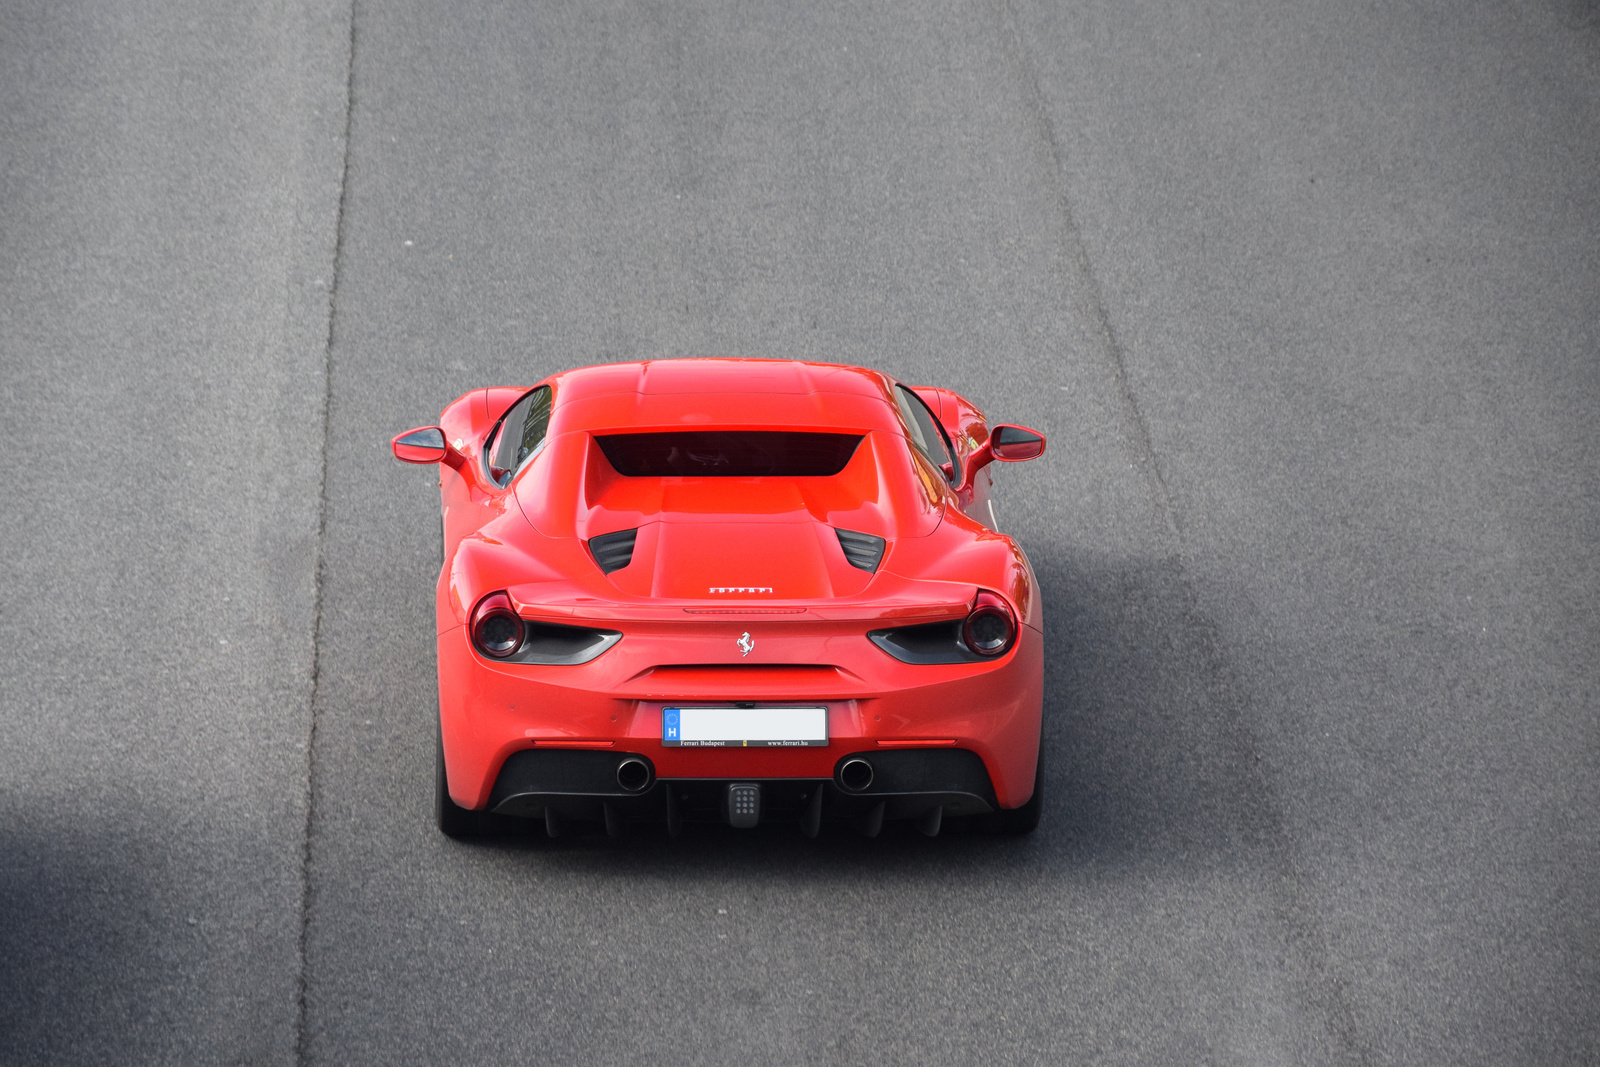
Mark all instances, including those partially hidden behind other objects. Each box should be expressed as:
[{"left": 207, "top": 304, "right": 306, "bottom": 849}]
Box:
[{"left": 438, "top": 386, "right": 533, "bottom": 466}]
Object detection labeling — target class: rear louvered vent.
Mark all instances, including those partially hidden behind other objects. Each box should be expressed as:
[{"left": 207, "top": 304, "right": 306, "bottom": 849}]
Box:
[
  {"left": 589, "top": 528, "right": 638, "bottom": 574},
  {"left": 835, "top": 528, "right": 886, "bottom": 573}
]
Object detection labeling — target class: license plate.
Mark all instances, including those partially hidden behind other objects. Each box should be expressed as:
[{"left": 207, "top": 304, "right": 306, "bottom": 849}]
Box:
[{"left": 661, "top": 706, "right": 828, "bottom": 747}]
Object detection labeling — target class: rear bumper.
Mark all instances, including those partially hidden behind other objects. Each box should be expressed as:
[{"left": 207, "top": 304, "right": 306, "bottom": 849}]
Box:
[
  {"left": 437, "top": 620, "right": 1043, "bottom": 811},
  {"left": 486, "top": 747, "right": 1002, "bottom": 831}
]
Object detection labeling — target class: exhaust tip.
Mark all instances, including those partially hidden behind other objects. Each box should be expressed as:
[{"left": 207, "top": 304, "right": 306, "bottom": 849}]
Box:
[
  {"left": 616, "top": 757, "right": 652, "bottom": 793},
  {"left": 838, "top": 757, "right": 874, "bottom": 793}
]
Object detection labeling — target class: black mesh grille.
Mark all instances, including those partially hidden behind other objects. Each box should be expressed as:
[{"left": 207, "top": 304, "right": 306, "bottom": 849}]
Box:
[
  {"left": 868, "top": 619, "right": 985, "bottom": 664},
  {"left": 589, "top": 528, "right": 638, "bottom": 574},
  {"left": 835, "top": 528, "right": 886, "bottom": 572}
]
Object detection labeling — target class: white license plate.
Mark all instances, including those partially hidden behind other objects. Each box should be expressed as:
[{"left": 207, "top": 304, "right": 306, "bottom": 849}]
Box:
[{"left": 661, "top": 706, "right": 828, "bottom": 747}]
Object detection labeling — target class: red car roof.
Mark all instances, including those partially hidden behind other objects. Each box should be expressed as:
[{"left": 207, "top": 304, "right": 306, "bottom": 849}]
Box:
[
  {"left": 544, "top": 359, "right": 905, "bottom": 436},
  {"left": 551, "top": 358, "right": 894, "bottom": 401}
]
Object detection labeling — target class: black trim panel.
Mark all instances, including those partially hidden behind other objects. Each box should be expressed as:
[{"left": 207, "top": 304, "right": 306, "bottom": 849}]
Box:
[
  {"left": 867, "top": 619, "right": 987, "bottom": 664},
  {"left": 489, "top": 620, "right": 622, "bottom": 665},
  {"left": 484, "top": 747, "right": 999, "bottom": 825},
  {"left": 832, "top": 748, "right": 999, "bottom": 808}
]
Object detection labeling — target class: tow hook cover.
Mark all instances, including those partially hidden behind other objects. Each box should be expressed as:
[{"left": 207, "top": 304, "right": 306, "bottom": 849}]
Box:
[{"left": 727, "top": 783, "right": 761, "bottom": 828}]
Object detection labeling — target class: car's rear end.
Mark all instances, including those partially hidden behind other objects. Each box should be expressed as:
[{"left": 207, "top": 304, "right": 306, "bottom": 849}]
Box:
[
  {"left": 427, "top": 360, "right": 1044, "bottom": 837},
  {"left": 438, "top": 570, "right": 1043, "bottom": 836}
]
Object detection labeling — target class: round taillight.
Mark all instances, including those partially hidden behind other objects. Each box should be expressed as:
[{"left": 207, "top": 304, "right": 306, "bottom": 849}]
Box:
[
  {"left": 962, "top": 591, "right": 1016, "bottom": 657},
  {"left": 471, "top": 592, "right": 524, "bottom": 658}
]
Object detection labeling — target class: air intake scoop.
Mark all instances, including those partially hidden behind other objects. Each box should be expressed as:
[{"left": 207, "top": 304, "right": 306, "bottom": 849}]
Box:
[
  {"left": 588, "top": 528, "right": 638, "bottom": 574},
  {"left": 835, "top": 528, "right": 886, "bottom": 572}
]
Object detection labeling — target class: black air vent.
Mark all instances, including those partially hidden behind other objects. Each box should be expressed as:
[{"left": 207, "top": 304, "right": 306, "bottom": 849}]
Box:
[
  {"left": 835, "top": 528, "right": 886, "bottom": 573},
  {"left": 589, "top": 528, "right": 638, "bottom": 574},
  {"left": 868, "top": 620, "right": 985, "bottom": 664}
]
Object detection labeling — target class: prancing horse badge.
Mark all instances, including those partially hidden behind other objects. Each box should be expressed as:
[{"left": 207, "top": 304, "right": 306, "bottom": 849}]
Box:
[{"left": 737, "top": 632, "right": 754, "bottom": 657}]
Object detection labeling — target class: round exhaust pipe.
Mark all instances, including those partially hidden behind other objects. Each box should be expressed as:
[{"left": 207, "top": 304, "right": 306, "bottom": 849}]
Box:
[
  {"left": 838, "top": 757, "right": 874, "bottom": 793},
  {"left": 616, "top": 756, "right": 652, "bottom": 793}
]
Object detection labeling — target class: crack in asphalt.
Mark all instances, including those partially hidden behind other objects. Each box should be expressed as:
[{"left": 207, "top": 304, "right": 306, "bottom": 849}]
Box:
[
  {"left": 993, "top": 4, "right": 1183, "bottom": 549},
  {"left": 991, "top": 2, "right": 1373, "bottom": 1063},
  {"left": 294, "top": 2, "right": 358, "bottom": 1062}
]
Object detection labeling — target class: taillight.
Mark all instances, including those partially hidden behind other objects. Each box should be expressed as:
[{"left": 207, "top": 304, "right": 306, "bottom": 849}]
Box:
[
  {"left": 470, "top": 591, "right": 524, "bottom": 658},
  {"left": 962, "top": 591, "right": 1015, "bottom": 657}
]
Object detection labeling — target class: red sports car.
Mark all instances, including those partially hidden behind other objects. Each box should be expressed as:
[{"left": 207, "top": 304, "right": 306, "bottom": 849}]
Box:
[{"left": 392, "top": 359, "right": 1047, "bottom": 839}]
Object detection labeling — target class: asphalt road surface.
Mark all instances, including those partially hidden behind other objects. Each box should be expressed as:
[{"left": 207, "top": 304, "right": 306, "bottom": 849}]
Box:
[{"left": 3, "top": 1, "right": 1597, "bottom": 1063}]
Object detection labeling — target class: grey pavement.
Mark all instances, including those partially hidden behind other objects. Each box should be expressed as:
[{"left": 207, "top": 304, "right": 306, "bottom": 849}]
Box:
[{"left": 1, "top": 1, "right": 1596, "bottom": 1064}]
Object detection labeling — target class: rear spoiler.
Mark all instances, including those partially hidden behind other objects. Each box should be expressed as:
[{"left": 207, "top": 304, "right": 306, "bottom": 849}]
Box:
[{"left": 504, "top": 577, "right": 975, "bottom": 625}]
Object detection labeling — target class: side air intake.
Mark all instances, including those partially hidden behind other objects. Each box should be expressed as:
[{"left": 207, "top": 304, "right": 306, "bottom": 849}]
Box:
[
  {"left": 589, "top": 528, "right": 638, "bottom": 574},
  {"left": 835, "top": 528, "right": 886, "bottom": 573}
]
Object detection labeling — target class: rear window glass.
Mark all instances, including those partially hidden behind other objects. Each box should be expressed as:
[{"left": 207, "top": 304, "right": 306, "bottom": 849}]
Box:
[{"left": 595, "top": 431, "right": 863, "bottom": 477}]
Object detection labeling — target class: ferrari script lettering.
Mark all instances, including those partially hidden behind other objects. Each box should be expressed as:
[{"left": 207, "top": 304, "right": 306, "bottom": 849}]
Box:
[{"left": 709, "top": 586, "right": 773, "bottom": 594}]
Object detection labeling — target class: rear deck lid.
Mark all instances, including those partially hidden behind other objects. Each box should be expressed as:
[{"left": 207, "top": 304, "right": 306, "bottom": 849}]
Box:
[{"left": 603, "top": 520, "right": 868, "bottom": 599}]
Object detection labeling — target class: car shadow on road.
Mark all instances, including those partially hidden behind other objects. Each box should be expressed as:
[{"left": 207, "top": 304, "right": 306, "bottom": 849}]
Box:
[{"left": 0, "top": 819, "right": 167, "bottom": 1063}]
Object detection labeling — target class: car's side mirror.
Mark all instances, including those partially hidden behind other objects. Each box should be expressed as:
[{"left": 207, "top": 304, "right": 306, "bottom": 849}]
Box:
[
  {"left": 392, "top": 426, "right": 449, "bottom": 464},
  {"left": 961, "top": 423, "right": 1046, "bottom": 486},
  {"left": 989, "top": 424, "right": 1046, "bottom": 462}
]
